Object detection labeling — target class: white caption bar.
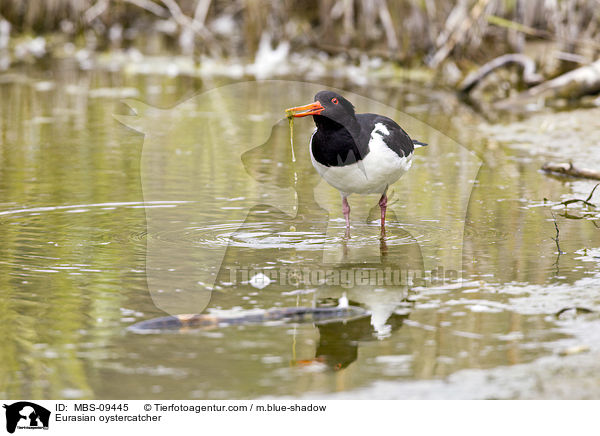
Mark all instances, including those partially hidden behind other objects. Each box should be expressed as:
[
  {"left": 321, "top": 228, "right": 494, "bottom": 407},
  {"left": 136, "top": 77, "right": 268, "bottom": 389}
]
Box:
[{"left": 0, "top": 400, "right": 596, "bottom": 436}]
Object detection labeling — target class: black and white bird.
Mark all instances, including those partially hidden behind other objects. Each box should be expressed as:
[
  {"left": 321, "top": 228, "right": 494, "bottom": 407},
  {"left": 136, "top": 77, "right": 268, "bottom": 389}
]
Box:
[{"left": 286, "top": 90, "right": 427, "bottom": 234}]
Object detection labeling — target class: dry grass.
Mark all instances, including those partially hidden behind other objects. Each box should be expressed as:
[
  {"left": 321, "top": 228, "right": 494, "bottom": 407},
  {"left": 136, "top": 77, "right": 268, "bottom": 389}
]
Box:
[{"left": 1, "top": 0, "right": 599, "bottom": 65}]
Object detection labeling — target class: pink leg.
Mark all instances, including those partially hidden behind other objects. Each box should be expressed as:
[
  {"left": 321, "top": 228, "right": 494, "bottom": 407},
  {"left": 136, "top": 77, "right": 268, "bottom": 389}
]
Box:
[
  {"left": 342, "top": 196, "right": 351, "bottom": 228},
  {"left": 379, "top": 193, "right": 387, "bottom": 234}
]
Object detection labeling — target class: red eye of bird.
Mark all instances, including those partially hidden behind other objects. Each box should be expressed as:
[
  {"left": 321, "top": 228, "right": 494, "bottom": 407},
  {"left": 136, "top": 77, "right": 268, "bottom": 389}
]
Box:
[{"left": 332, "top": 98, "right": 338, "bottom": 104}]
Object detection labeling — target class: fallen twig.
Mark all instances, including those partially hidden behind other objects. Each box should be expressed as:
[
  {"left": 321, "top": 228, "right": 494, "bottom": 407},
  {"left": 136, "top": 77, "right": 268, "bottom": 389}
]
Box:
[
  {"left": 556, "top": 306, "right": 594, "bottom": 318},
  {"left": 584, "top": 185, "right": 598, "bottom": 204},
  {"left": 559, "top": 183, "right": 600, "bottom": 208},
  {"left": 551, "top": 212, "right": 564, "bottom": 252},
  {"left": 459, "top": 53, "right": 543, "bottom": 94},
  {"left": 550, "top": 211, "right": 565, "bottom": 265},
  {"left": 542, "top": 162, "right": 600, "bottom": 181}
]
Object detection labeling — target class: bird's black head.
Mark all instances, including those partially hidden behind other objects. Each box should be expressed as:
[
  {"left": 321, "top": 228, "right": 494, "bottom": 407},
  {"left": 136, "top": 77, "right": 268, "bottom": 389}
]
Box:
[
  {"left": 313, "top": 90, "right": 355, "bottom": 121},
  {"left": 286, "top": 90, "right": 356, "bottom": 130}
]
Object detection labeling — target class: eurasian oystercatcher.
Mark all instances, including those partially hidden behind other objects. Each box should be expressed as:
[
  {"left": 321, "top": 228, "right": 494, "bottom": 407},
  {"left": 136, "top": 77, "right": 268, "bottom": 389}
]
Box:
[{"left": 286, "top": 90, "right": 427, "bottom": 234}]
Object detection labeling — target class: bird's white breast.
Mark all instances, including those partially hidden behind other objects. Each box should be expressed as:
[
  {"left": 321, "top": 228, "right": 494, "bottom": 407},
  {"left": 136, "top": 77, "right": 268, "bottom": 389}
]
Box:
[{"left": 310, "top": 123, "right": 413, "bottom": 197}]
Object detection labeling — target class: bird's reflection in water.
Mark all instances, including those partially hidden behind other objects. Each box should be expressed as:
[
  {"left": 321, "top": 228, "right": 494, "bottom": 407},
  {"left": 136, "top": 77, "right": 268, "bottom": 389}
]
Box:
[
  {"left": 293, "top": 224, "right": 423, "bottom": 371},
  {"left": 294, "top": 311, "right": 410, "bottom": 371},
  {"left": 215, "top": 116, "right": 427, "bottom": 372}
]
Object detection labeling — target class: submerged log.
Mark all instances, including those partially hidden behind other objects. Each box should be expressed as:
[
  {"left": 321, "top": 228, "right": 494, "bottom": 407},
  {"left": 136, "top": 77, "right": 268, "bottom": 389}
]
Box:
[
  {"left": 495, "top": 59, "right": 600, "bottom": 109},
  {"left": 128, "top": 306, "right": 370, "bottom": 332},
  {"left": 542, "top": 162, "right": 600, "bottom": 181}
]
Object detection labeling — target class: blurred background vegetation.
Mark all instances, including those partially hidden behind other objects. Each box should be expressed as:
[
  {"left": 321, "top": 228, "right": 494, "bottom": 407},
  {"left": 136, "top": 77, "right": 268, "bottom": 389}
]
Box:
[{"left": 1, "top": 0, "right": 599, "bottom": 77}]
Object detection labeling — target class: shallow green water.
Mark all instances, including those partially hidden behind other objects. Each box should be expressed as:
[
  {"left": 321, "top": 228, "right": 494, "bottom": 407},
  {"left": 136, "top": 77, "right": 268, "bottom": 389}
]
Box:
[{"left": 1, "top": 60, "right": 600, "bottom": 399}]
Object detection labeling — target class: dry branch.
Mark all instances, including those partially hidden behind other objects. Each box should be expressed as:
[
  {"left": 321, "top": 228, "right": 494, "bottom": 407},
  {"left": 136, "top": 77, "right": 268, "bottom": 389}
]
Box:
[
  {"left": 376, "top": 0, "right": 398, "bottom": 52},
  {"left": 428, "top": 0, "right": 490, "bottom": 68},
  {"left": 487, "top": 14, "right": 600, "bottom": 51},
  {"left": 542, "top": 162, "right": 600, "bottom": 181},
  {"left": 193, "top": 0, "right": 211, "bottom": 25},
  {"left": 159, "top": 0, "right": 220, "bottom": 56},
  {"left": 495, "top": 59, "right": 600, "bottom": 109},
  {"left": 459, "top": 53, "right": 543, "bottom": 94},
  {"left": 84, "top": 0, "right": 109, "bottom": 23},
  {"left": 161, "top": 0, "right": 210, "bottom": 38},
  {"left": 125, "top": 0, "right": 169, "bottom": 18}
]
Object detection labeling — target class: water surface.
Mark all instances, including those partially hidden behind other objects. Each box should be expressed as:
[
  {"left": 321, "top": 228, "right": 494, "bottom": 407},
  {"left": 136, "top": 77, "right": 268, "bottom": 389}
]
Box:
[{"left": 1, "top": 60, "right": 600, "bottom": 399}]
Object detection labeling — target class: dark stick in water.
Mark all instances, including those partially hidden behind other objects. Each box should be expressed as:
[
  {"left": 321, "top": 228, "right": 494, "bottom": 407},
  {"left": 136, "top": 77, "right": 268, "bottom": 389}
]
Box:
[{"left": 128, "top": 306, "right": 369, "bottom": 332}]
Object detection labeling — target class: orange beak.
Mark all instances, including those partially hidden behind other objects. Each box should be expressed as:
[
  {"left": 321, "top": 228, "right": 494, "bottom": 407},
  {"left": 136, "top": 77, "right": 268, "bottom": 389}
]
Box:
[{"left": 285, "top": 101, "right": 324, "bottom": 118}]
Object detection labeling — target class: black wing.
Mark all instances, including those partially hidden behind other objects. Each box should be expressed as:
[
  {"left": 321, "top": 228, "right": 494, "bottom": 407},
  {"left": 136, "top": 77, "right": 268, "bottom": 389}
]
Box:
[{"left": 357, "top": 113, "right": 415, "bottom": 158}]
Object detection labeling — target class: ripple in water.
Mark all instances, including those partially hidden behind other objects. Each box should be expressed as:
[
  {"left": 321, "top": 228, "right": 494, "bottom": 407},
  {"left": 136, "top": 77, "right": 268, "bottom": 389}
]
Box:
[
  {"left": 0, "top": 201, "right": 449, "bottom": 251},
  {"left": 144, "top": 220, "right": 440, "bottom": 250}
]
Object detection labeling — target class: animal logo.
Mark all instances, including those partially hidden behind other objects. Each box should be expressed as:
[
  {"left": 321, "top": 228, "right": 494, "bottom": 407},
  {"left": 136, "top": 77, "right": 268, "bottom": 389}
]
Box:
[{"left": 3, "top": 402, "right": 50, "bottom": 433}]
